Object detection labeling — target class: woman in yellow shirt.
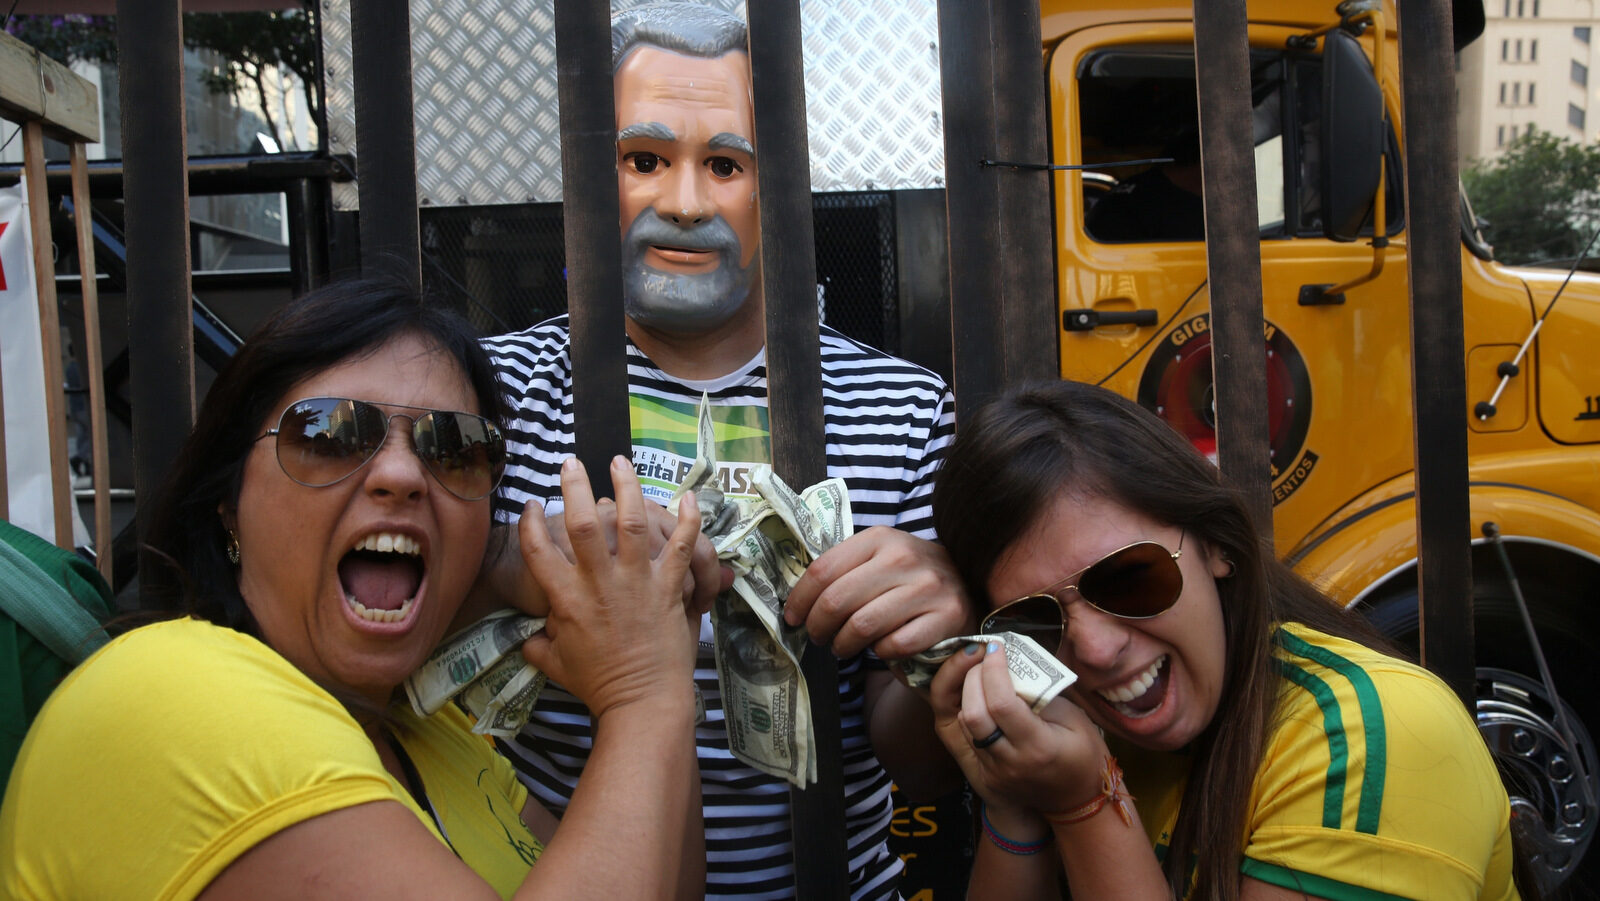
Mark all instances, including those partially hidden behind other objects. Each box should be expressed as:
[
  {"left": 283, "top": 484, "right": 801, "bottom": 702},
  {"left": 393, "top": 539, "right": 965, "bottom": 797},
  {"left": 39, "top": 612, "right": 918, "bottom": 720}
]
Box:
[
  {"left": 925, "top": 381, "right": 1523, "bottom": 901},
  {"left": 0, "top": 279, "right": 707, "bottom": 900}
]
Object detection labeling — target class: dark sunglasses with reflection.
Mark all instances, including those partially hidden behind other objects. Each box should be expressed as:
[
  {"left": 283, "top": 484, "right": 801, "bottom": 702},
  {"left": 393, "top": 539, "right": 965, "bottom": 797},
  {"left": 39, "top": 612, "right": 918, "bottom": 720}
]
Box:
[
  {"left": 979, "top": 532, "right": 1186, "bottom": 652},
  {"left": 260, "top": 396, "right": 507, "bottom": 501}
]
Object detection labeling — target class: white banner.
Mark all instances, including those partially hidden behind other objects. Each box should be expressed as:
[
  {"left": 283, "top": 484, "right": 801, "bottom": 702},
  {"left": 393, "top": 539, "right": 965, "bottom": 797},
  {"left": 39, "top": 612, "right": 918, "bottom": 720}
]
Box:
[{"left": 0, "top": 178, "right": 89, "bottom": 547}]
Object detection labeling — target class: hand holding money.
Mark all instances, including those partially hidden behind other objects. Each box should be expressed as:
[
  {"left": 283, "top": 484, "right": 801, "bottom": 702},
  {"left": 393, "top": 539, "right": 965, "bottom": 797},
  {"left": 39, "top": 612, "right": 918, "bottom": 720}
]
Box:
[
  {"left": 405, "top": 609, "right": 546, "bottom": 731},
  {"left": 890, "top": 633, "right": 1077, "bottom": 713},
  {"left": 669, "top": 394, "right": 870, "bottom": 786},
  {"left": 405, "top": 457, "right": 703, "bottom": 737},
  {"left": 923, "top": 633, "right": 1115, "bottom": 822},
  {"left": 519, "top": 456, "right": 704, "bottom": 722}
]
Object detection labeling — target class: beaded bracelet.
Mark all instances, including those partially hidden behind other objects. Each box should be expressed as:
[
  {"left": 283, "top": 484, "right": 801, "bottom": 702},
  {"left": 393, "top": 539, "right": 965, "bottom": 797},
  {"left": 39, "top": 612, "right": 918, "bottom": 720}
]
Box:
[
  {"left": 980, "top": 804, "right": 1049, "bottom": 856},
  {"left": 1045, "top": 754, "right": 1136, "bottom": 828}
]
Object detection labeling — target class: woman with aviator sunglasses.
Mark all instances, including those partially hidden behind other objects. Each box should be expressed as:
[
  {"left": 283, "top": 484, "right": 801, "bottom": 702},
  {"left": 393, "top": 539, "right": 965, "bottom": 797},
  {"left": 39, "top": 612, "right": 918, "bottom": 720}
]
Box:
[
  {"left": 927, "top": 381, "right": 1523, "bottom": 900},
  {"left": 0, "top": 280, "right": 707, "bottom": 899}
]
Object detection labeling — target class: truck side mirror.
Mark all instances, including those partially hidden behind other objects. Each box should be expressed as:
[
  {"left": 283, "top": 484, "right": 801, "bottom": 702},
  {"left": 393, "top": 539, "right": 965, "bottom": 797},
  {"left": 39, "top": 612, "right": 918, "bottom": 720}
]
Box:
[{"left": 1320, "top": 29, "right": 1384, "bottom": 242}]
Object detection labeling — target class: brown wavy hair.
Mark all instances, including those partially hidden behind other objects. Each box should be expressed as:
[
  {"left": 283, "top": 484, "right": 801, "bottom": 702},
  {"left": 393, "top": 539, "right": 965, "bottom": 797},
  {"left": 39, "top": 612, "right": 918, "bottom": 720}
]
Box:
[{"left": 931, "top": 380, "right": 1385, "bottom": 901}]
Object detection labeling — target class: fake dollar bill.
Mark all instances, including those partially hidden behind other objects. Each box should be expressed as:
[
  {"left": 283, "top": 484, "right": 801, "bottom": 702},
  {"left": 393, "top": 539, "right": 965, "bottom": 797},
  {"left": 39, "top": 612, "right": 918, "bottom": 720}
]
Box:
[
  {"left": 401, "top": 396, "right": 851, "bottom": 780},
  {"left": 671, "top": 395, "right": 854, "bottom": 787},
  {"left": 404, "top": 609, "right": 547, "bottom": 734},
  {"left": 889, "top": 632, "right": 1078, "bottom": 714}
]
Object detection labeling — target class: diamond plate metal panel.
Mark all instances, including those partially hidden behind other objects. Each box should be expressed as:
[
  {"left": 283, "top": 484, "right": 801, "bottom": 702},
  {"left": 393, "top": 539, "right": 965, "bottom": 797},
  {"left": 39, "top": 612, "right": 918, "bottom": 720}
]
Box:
[{"left": 324, "top": 0, "right": 945, "bottom": 210}]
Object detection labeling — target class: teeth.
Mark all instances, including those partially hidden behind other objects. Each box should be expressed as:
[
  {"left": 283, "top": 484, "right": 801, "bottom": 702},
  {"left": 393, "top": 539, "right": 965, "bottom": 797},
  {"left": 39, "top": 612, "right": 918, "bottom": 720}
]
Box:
[
  {"left": 1096, "top": 655, "right": 1167, "bottom": 705},
  {"left": 352, "top": 532, "right": 420, "bottom": 555},
  {"left": 346, "top": 594, "right": 415, "bottom": 623}
]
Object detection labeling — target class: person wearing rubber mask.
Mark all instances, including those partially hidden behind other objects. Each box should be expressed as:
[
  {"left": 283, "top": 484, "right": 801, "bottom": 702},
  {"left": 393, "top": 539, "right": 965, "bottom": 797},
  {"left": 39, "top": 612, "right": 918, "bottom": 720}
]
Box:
[{"left": 479, "top": 3, "right": 969, "bottom": 897}]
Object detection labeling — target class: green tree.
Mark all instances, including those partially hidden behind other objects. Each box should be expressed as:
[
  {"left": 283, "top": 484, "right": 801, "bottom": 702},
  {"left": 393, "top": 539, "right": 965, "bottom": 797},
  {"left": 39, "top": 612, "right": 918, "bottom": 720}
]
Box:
[
  {"left": 1463, "top": 129, "right": 1600, "bottom": 266},
  {"left": 4, "top": 7, "right": 319, "bottom": 151}
]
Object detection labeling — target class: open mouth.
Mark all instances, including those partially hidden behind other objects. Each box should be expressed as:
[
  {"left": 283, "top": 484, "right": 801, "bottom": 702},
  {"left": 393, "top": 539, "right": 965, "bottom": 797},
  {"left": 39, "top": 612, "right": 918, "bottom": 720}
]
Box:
[
  {"left": 1096, "top": 654, "right": 1169, "bottom": 719},
  {"left": 337, "top": 532, "right": 423, "bottom": 623}
]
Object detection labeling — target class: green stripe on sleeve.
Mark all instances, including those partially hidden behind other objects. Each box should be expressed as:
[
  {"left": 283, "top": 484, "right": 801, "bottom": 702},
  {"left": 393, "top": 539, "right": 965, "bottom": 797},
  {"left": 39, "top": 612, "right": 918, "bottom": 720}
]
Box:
[
  {"left": 1278, "top": 628, "right": 1388, "bottom": 834},
  {"left": 1273, "top": 658, "right": 1348, "bottom": 829},
  {"left": 1242, "top": 858, "right": 1413, "bottom": 901}
]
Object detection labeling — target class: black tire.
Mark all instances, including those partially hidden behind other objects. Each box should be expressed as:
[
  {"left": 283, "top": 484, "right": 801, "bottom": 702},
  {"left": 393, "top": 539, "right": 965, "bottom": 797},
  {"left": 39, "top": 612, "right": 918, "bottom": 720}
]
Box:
[{"left": 1363, "top": 580, "right": 1600, "bottom": 899}]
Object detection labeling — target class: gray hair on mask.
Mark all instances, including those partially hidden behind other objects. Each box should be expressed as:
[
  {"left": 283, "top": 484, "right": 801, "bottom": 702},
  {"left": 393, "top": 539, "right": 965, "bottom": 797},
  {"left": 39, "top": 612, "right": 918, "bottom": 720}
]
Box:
[{"left": 612, "top": 2, "right": 748, "bottom": 70}]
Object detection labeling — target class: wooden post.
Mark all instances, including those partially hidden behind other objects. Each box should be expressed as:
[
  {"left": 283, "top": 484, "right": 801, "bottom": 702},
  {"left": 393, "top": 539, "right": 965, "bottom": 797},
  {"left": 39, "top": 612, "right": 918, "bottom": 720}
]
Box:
[
  {"left": 350, "top": 0, "right": 422, "bottom": 286},
  {"left": 937, "top": 0, "right": 1005, "bottom": 416},
  {"left": 746, "top": 1, "right": 847, "bottom": 895},
  {"left": 553, "top": 0, "right": 631, "bottom": 495},
  {"left": 1396, "top": 0, "right": 1475, "bottom": 704},
  {"left": 21, "top": 122, "right": 72, "bottom": 549},
  {"left": 990, "top": 0, "right": 1057, "bottom": 386},
  {"left": 0, "top": 30, "right": 100, "bottom": 537},
  {"left": 70, "top": 144, "right": 112, "bottom": 581},
  {"left": 938, "top": 0, "right": 1058, "bottom": 417},
  {"left": 1192, "top": 0, "right": 1275, "bottom": 536},
  {"left": 118, "top": 0, "right": 195, "bottom": 603}
]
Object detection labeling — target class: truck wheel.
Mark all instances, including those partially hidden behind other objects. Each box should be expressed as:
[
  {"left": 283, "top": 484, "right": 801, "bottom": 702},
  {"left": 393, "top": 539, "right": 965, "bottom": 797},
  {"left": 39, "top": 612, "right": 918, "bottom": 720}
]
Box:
[{"left": 1362, "top": 583, "right": 1599, "bottom": 898}]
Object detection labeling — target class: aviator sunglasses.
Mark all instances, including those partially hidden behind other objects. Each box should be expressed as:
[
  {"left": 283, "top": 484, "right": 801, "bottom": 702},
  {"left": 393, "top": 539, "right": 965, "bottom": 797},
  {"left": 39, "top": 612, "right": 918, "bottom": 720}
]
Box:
[
  {"left": 260, "top": 396, "right": 507, "bottom": 501},
  {"left": 979, "top": 532, "right": 1186, "bottom": 650}
]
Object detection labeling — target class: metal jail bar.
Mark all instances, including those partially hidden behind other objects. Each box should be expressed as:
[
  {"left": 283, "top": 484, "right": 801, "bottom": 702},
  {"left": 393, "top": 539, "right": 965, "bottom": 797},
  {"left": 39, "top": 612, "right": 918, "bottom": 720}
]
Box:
[
  {"left": 1193, "top": 0, "right": 1275, "bottom": 535},
  {"left": 744, "top": 1, "right": 850, "bottom": 896},
  {"left": 936, "top": 0, "right": 1059, "bottom": 420},
  {"left": 554, "top": 0, "right": 632, "bottom": 497},
  {"left": 116, "top": 0, "right": 195, "bottom": 604},
  {"left": 1397, "top": 0, "right": 1475, "bottom": 704},
  {"left": 351, "top": 0, "right": 423, "bottom": 288}
]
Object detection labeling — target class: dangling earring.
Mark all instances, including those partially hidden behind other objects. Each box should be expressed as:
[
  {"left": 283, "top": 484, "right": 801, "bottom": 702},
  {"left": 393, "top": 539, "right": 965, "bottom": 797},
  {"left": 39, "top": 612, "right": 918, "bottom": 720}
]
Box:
[{"left": 226, "top": 530, "right": 241, "bottom": 565}]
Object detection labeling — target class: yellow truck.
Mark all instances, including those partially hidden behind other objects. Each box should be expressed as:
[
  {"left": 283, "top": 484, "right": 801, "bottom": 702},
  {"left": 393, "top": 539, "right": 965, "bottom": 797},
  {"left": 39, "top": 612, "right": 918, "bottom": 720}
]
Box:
[{"left": 1041, "top": 0, "right": 1599, "bottom": 891}]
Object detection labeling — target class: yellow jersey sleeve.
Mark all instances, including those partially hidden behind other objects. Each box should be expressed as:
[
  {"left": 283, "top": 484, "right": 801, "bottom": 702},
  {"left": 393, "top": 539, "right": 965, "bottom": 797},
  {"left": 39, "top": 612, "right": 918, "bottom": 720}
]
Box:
[
  {"left": 1243, "top": 624, "right": 1518, "bottom": 901},
  {"left": 0, "top": 618, "right": 415, "bottom": 901}
]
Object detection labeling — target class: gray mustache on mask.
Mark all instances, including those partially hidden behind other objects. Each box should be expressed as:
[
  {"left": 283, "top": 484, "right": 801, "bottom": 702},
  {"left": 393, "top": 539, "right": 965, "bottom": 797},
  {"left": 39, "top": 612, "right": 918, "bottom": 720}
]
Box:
[{"left": 624, "top": 212, "right": 742, "bottom": 260}]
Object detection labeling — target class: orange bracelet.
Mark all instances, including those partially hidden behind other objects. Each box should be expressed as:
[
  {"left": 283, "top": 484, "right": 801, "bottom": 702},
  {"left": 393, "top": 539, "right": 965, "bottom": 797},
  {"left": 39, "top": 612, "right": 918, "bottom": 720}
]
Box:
[{"left": 1045, "top": 754, "right": 1135, "bottom": 827}]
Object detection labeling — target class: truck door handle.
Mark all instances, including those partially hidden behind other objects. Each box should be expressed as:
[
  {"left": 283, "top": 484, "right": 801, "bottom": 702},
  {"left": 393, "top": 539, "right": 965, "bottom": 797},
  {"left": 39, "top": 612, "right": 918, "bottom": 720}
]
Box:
[{"left": 1062, "top": 309, "right": 1159, "bottom": 331}]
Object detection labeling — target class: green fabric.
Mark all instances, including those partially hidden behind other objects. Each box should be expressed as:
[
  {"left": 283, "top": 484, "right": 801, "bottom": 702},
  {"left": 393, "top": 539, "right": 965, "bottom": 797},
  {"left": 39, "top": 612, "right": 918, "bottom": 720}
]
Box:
[
  {"left": 1241, "top": 858, "right": 1414, "bottom": 901},
  {"left": 0, "top": 520, "right": 112, "bottom": 794},
  {"left": 1276, "top": 626, "right": 1388, "bottom": 834},
  {"left": 1274, "top": 657, "right": 1349, "bottom": 830}
]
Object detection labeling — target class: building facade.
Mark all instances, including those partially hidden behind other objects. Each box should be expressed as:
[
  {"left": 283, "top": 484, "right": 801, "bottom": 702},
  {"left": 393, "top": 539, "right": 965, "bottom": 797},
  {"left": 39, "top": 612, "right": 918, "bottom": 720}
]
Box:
[{"left": 1459, "top": 0, "right": 1600, "bottom": 164}]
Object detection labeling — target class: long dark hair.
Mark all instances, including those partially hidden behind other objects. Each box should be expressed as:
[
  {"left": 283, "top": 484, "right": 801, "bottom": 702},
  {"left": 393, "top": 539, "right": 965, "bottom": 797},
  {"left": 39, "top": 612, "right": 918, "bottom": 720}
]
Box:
[
  {"left": 138, "top": 279, "right": 507, "bottom": 636},
  {"left": 932, "top": 380, "right": 1383, "bottom": 901}
]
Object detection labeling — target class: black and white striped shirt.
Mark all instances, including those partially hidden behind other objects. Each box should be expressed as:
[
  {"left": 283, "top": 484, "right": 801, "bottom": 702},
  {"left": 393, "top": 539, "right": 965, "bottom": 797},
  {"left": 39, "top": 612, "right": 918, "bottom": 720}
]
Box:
[{"left": 484, "top": 317, "right": 955, "bottom": 899}]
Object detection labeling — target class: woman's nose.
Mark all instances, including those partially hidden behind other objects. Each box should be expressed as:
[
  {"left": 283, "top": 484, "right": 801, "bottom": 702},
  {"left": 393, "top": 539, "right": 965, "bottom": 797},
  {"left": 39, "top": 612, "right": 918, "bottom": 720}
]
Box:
[
  {"left": 363, "top": 417, "right": 428, "bottom": 499},
  {"left": 1060, "top": 602, "right": 1131, "bottom": 671}
]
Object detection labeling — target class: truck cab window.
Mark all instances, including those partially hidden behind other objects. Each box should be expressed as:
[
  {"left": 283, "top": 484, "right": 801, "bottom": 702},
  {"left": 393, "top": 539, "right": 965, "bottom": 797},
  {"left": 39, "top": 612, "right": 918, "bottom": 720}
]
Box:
[{"left": 1078, "top": 48, "right": 1288, "bottom": 244}]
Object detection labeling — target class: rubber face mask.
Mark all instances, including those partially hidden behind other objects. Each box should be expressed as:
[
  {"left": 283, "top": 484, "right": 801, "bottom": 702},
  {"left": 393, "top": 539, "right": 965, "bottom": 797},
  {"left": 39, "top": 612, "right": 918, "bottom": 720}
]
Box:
[
  {"left": 620, "top": 207, "right": 756, "bottom": 332},
  {"left": 614, "top": 47, "right": 761, "bottom": 335}
]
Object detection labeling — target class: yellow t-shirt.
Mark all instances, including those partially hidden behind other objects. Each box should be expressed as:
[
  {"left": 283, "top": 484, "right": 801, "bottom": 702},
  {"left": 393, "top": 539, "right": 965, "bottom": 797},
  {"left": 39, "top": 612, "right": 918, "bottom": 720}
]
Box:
[
  {"left": 1117, "top": 622, "right": 1518, "bottom": 900},
  {"left": 0, "top": 617, "right": 542, "bottom": 900}
]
